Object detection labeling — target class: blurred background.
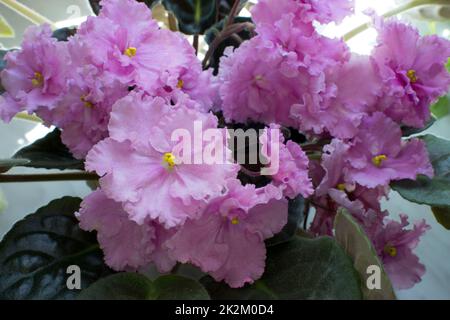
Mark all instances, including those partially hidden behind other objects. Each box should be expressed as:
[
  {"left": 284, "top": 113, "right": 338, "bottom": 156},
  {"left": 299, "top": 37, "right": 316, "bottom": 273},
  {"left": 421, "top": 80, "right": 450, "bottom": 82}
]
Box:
[{"left": 0, "top": 0, "right": 449, "bottom": 299}]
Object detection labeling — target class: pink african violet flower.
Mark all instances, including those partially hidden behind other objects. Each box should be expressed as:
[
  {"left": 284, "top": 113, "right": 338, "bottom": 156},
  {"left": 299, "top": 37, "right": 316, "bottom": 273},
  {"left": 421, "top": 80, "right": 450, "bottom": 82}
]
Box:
[
  {"left": 167, "top": 180, "right": 288, "bottom": 288},
  {"left": 77, "top": 190, "right": 176, "bottom": 272},
  {"left": 260, "top": 125, "right": 313, "bottom": 199},
  {"left": 219, "top": 35, "right": 339, "bottom": 128},
  {"left": 219, "top": 12, "right": 351, "bottom": 136},
  {"left": 309, "top": 196, "right": 336, "bottom": 236},
  {"left": 0, "top": 94, "right": 20, "bottom": 122},
  {"left": 77, "top": 0, "right": 217, "bottom": 111},
  {"left": 252, "top": 0, "right": 354, "bottom": 28},
  {"left": 370, "top": 214, "right": 430, "bottom": 290},
  {"left": 344, "top": 112, "right": 434, "bottom": 188},
  {"left": 0, "top": 24, "right": 68, "bottom": 121},
  {"left": 371, "top": 20, "right": 450, "bottom": 128},
  {"left": 86, "top": 91, "right": 239, "bottom": 228},
  {"left": 38, "top": 64, "right": 128, "bottom": 159},
  {"left": 219, "top": 37, "right": 301, "bottom": 126},
  {"left": 292, "top": 55, "right": 380, "bottom": 139},
  {"left": 257, "top": 13, "right": 350, "bottom": 77},
  {"left": 316, "top": 138, "right": 388, "bottom": 213}
]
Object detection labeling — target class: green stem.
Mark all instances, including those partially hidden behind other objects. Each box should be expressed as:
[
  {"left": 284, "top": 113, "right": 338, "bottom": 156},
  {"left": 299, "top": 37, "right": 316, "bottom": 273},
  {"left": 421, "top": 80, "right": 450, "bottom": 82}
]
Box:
[
  {"left": 0, "top": 172, "right": 99, "bottom": 183},
  {"left": 202, "top": 22, "right": 255, "bottom": 68},
  {"left": 343, "top": 0, "right": 447, "bottom": 41}
]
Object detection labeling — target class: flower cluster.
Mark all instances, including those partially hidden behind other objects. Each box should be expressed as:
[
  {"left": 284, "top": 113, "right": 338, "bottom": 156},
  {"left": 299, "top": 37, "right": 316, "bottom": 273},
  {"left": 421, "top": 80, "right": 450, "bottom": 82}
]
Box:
[
  {"left": 1, "top": 0, "right": 449, "bottom": 290},
  {"left": 0, "top": 0, "right": 313, "bottom": 288},
  {"left": 218, "top": 0, "right": 449, "bottom": 289}
]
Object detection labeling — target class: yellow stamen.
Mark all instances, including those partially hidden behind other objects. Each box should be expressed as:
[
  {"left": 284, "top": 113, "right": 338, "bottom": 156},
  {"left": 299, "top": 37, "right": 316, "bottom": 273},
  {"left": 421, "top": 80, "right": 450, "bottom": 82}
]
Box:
[
  {"left": 372, "top": 154, "right": 387, "bottom": 167},
  {"left": 407, "top": 69, "right": 418, "bottom": 83},
  {"left": 337, "top": 183, "right": 346, "bottom": 191},
  {"left": 384, "top": 245, "right": 397, "bottom": 257},
  {"left": 124, "top": 47, "right": 137, "bottom": 58},
  {"left": 254, "top": 74, "right": 263, "bottom": 81},
  {"left": 80, "top": 95, "right": 93, "bottom": 108},
  {"left": 162, "top": 152, "right": 176, "bottom": 170},
  {"left": 31, "top": 72, "right": 44, "bottom": 87},
  {"left": 177, "top": 79, "right": 184, "bottom": 89},
  {"left": 231, "top": 217, "right": 239, "bottom": 225}
]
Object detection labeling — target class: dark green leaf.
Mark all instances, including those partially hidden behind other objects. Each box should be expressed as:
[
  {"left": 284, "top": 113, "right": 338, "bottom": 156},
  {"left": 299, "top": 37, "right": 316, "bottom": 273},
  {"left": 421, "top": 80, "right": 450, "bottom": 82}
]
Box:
[
  {"left": 432, "top": 207, "right": 450, "bottom": 230},
  {"left": 52, "top": 28, "right": 77, "bottom": 42},
  {"left": 392, "top": 175, "right": 450, "bottom": 207},
  {"left": 201, "top": 236, "right": 362, "bottom": 299},
  {"left": 334, "top": 209, "right": 396, "bottom": 300},
  {"left": 204, "top": 16, "right": 253, "bottom": 73},
  {"left": 392, "top": 134, "right": 450, "bottom": 229},
  {"left": 0, "top": 49, "right": 8, "bottom": 94},
  {"left": 88, "top": 0, "right": 102, "bottom": 15},
  {"left": 392, "top": 135, "right": 450, "bottom": 208},
  {"left": 266, "top": 195, "right": 305, "bottom": 246},
  {"left": 10, "top": 129, "right": 84, "bottom": 171},
  {"left": 401, "top": 117, "right": 435, "bottom": 137},
  {"left": 0, "top": 197, "right": 112, "bottom": 299},
  {"left": 0, "top": 159, "right": 30, "bottom": 173},
  {"left": 163, "top": 0, "right": 247, "bottom": 35},
  {"left": 78, "top": 273, "right": 154, "bottom": 300},
  {"left": 153, "top": 275, "right": 210, "bottom": 299},
  {"left": 78, "top": 273, "right": 210, "bottom": 300}
]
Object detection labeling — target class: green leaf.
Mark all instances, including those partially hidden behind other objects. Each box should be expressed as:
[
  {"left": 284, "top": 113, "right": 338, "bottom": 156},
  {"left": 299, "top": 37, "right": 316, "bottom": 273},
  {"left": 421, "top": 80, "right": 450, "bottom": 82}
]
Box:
[
  {"left": 401, "top": 117, "right": 435, "bottom": 137},
  {"left": 4, "top": 129, "right": 84, "bottom": 172},
  {"left": 392, "top": 134, "right": 450, "bottom": 208},
  {"left": 162, "top": 0, "right": 247, "bottom": 35},
  {"left": 78, "top": 273, "right": 210, "bottom": 300},
  {"left": 201, "top": 236, "right": 362, "bottom": 299},
  {"left": 266, "top": 195, "right": 305, "bottom": 246},
  {"left": 334, "top": 209, "right": 396, "bottom": 300},
  {"left": 0, "top": 49, "right": 8, "bottom": 95},
  {"left": 78, "top": 273, "right": 153, "bottom": 300},
  {"left": 0, "top": 197, "right": 112, "bottom": 299},
  {"left": 0, "top": 159, "right": 31, "bottom": 173},
  {"left": 392, "top": 134, "right": 450, "bottom": 229},
  {"left": 152, "top": 275, "right": 210, "bottom": 299},
  {"left": 392, "top": 175, "right": 450, "bottom": 207},
  {"left": 431, "top": 207, "right": 450, "bottom": 230},
  {"left": 430, "top": 95, "right": 450, "bottom": 119},
  {"left": 52, "top": 28, "right": 76, "bottom": 42}
]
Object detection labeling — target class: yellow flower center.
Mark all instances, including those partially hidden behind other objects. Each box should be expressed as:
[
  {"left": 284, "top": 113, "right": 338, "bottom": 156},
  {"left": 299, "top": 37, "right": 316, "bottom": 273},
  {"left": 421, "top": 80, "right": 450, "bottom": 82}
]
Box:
[
  {"left": 231, "top": 217, "right": 239, "bottom": 225},
  {"left": 372, "top": 154, "right": 387, "bottom": 167},
  {"left": 124, "top": 47, "right": 137, "bottom": 58},
  {"left": 254, "top": 74, "right": 264, "bottom": 81},
  {"left": 177, "top": 79, "right": 184, "bottom": 89},
  {"left": 407, "top": 69, "right": 418, "bottom": 83},
  {"left": 337, "top": 183, "right": 346, "bottom": 191},
  {"left": 31, "top": 72, "right": 44, "bottom": 87},
  {"left": 162, "top": 152, "right": 176, "bottom": 170},
  {"left": 384, "top": 245, "right": 397, "bottom": 257},
  {"left": 80, "top": 95, "right": 93, "bottom": 108}
]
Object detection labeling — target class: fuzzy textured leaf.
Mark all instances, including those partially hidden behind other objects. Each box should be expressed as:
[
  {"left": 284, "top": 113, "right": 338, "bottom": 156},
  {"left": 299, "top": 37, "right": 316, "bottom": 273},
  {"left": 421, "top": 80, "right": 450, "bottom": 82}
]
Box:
[
  {"left": 9, "top": 129, "right": 84, "bottom": 171},
  {"left": 0, "top": 197, "right": 111, "bottom": 299},
  {"left": 334, "top": 209, "right": 396, "bottom": 300},
  {"left": 78, "top": 273, "right": 210, "bottom": 300},
  {"left": 392, "top": 134, "right": 450, "bottom": 229},
  {"left": 202, "top": 236, "right": 362, "bottom": 299}
]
